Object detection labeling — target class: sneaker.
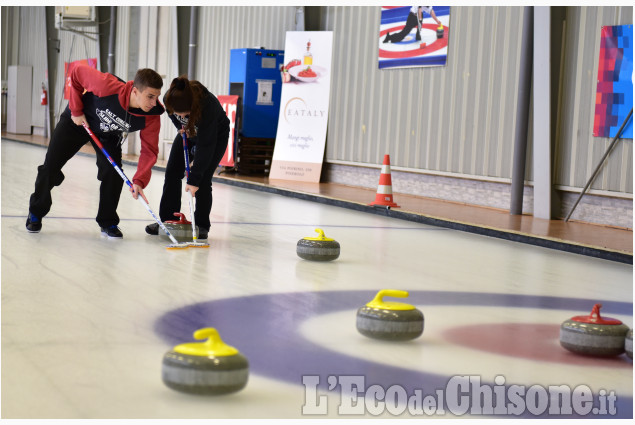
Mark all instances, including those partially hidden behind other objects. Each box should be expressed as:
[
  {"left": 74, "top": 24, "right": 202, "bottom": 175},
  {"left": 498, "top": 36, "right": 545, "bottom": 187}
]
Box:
[
  {"left": 145, "top": 223, "right": 159, "bottom": 235},
  {"left": 198, "top": 228, "right": 208, "bottom": 240},
  {"left": 101, "top": 225, "right": 123, "bottom": 238},
  {"left": 26, "top": 213, "right": 42, "bottom": 233}
]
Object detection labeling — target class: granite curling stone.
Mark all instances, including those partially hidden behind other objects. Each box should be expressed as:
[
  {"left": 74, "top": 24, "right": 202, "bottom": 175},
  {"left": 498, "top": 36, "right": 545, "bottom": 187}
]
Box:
[
  {"left": 296, "top": 228, "right": 340, "bottom": 261},
  {"left": 356, "top": 289, "right": 424, "bottom": 341},
  {"left": 162, "top": 327, "right": 249, "bottom": 395},
  {"left": 560, "top": 304, "right": 629, "bottom": 357},
  {"left": 626, "top": 329, "right": 633, "bottom": 359},
  {"left": 159, "top": 212, "right": 199, "bottom": 243},
  {"left": 436, "top": 25, "right": 444, "bottom": 39}
]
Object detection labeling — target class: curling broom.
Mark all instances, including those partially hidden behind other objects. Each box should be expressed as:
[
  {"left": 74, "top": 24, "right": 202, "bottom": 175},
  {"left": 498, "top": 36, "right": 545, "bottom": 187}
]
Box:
[
  {"left": 182, "top": 128, "right": 209, "bottom": 248},
  {"left": 82, "top": 123, "right": 189, "bottom": 250}
]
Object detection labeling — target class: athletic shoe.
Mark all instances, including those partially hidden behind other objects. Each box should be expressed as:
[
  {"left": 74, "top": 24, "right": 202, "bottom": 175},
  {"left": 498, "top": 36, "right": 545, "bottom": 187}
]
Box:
[
  {"left": 145, "top": 223, "right": 159, "bottom": 235},
  {"left": 198, "top": 228, "right": 208, "bottom": 240},
  {"left": 26, "top": 213, "right": 42, "bottom": 233},
  {"left": 101, "top": 225, "right": 123, "bottom": 238},
  {"left": 383, "top": 32, "right": 391, "bottom": 43}
]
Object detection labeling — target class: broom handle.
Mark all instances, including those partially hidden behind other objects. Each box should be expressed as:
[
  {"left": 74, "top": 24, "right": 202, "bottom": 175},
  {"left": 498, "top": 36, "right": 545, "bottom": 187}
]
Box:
[
  {"left": 82, "top": 123, "right": 180, "bottom": 245},
  {"left": 564, "top": 108, "right": 633, "bottom": 222},
  {"left": 181, "top": 128, "right": 198, "bottom": 242}
]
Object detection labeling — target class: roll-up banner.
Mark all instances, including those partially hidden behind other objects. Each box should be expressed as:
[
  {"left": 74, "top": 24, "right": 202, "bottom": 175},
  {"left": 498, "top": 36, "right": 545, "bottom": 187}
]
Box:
[{"left": 269, "top": 31, "right": 334, "bottom": 182}]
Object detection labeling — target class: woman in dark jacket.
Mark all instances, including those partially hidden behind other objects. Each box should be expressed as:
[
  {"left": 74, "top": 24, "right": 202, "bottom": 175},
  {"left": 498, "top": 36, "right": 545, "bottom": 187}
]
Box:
[{"left": 145, "top": 76, "right": 229, "bottom": 239}]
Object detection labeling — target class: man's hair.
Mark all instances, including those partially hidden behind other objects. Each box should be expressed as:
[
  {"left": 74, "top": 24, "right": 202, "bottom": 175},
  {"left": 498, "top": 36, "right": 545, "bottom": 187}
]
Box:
[{"left": 133, "top": 68, "right": 163, "bottom": 91}]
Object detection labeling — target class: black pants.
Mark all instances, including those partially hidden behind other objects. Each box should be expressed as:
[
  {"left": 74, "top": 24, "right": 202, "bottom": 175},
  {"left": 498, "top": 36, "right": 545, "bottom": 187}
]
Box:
[
  {"left": 29, "top": 115, "right": 124, "bottom": 227},
  {"left": 390, "top": 12, "right": 420, "bottom": 43},
  {"left": 159, "top": 133, "right": 227, "bottom": 231}
]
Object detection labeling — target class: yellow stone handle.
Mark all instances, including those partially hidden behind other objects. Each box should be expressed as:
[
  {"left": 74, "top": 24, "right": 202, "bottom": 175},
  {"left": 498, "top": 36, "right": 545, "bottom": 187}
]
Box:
[
  {"left": 174, "top": 327, "right": 239, "bottom": 357},
  {"left": 366, "top": 289, "right": 415, "bottom": 311},
  {"left": 302, "top": 228, "right": 335, "bottom": 241},
  {"left": 194, "top": 327, "right": 221, "bottom": 341}
]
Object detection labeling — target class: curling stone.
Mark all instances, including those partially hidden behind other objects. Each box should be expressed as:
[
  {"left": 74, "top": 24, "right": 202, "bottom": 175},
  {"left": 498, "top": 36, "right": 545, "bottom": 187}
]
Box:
[
  {"left": 560, "top": 304, "right": 629, "bottom": 357},
  {"left": 626, "top": 329, "right": 632, "bottom": 359},
  {"left": 162, "top": 327, "right": 249, "bottom": 395},
  {"left": 356, "top": 289, "right": 424, "bottom": 341},
  {"left": 159, "top": 212, "right": 198, "bottom": 243},
  {"left": 436, "top": 25, "right": 444, "bottom": 39},
  {"left": 296, "top": 228, "right": 340, "bottom": 261}
]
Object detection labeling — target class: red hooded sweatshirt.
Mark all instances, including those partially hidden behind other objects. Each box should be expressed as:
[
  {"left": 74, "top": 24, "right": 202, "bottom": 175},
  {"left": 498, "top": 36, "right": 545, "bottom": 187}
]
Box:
[{"left": 63, "top": 65, "right": 164, "bottom": 188}]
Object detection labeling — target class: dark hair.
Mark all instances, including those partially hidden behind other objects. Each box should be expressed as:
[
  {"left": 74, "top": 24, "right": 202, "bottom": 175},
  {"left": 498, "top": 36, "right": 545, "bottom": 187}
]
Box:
[
  {"left": 163, "top": 75, "right": 203, "bottom": 136},
  {"left": 133, "top": 68, "right": 163, "bottom": 91}
]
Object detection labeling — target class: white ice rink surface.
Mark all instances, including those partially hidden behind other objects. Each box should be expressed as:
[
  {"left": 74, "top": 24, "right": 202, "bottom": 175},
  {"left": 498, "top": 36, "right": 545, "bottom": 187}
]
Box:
[{"left": 1, "top": 140, "right": 633, "bottom": 420}]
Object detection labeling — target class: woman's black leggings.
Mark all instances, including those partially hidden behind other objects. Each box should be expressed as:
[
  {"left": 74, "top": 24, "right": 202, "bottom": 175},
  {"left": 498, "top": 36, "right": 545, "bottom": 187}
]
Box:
[{"left": 159, "top": 133, "right": 228, "bottom": 231}]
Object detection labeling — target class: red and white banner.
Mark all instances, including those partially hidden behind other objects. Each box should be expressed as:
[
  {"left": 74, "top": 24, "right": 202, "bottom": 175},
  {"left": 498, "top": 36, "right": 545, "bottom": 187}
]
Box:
[
  {"left": 218, "top": 95, "right": 238, "bottom": 167},
  {"left": 269, "top": 31, "right": 333, "bottom": 182}
]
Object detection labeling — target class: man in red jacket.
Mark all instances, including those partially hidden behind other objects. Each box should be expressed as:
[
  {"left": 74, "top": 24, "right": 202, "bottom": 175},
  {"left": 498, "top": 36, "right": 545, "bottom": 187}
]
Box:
[{"left": 26, "top": 66, "right": 165, "bottom": 238}]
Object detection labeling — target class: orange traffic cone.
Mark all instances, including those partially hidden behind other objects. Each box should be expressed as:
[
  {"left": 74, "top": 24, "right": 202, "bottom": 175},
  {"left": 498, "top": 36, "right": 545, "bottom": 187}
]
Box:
[{"left": 369, "top": 154, "right": 400, "bottom": 208}]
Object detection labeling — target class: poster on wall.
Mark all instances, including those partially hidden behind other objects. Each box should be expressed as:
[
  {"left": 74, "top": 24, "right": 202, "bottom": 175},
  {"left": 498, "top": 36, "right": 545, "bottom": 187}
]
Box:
[
  {"left": 269, "top": 31, "right": 333, "bottom": 182},
  {"left": 593, "top": 24, "right": 633, "bottom": 139},
  {"left": 217, "top": 95, "right": 238, "bottom": 168},
  {"left": 378, "top": 6, "right": 450, "bottom": 69},
  {"left": 64, "top": 58, "right": 98, "bottom": 99}
]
